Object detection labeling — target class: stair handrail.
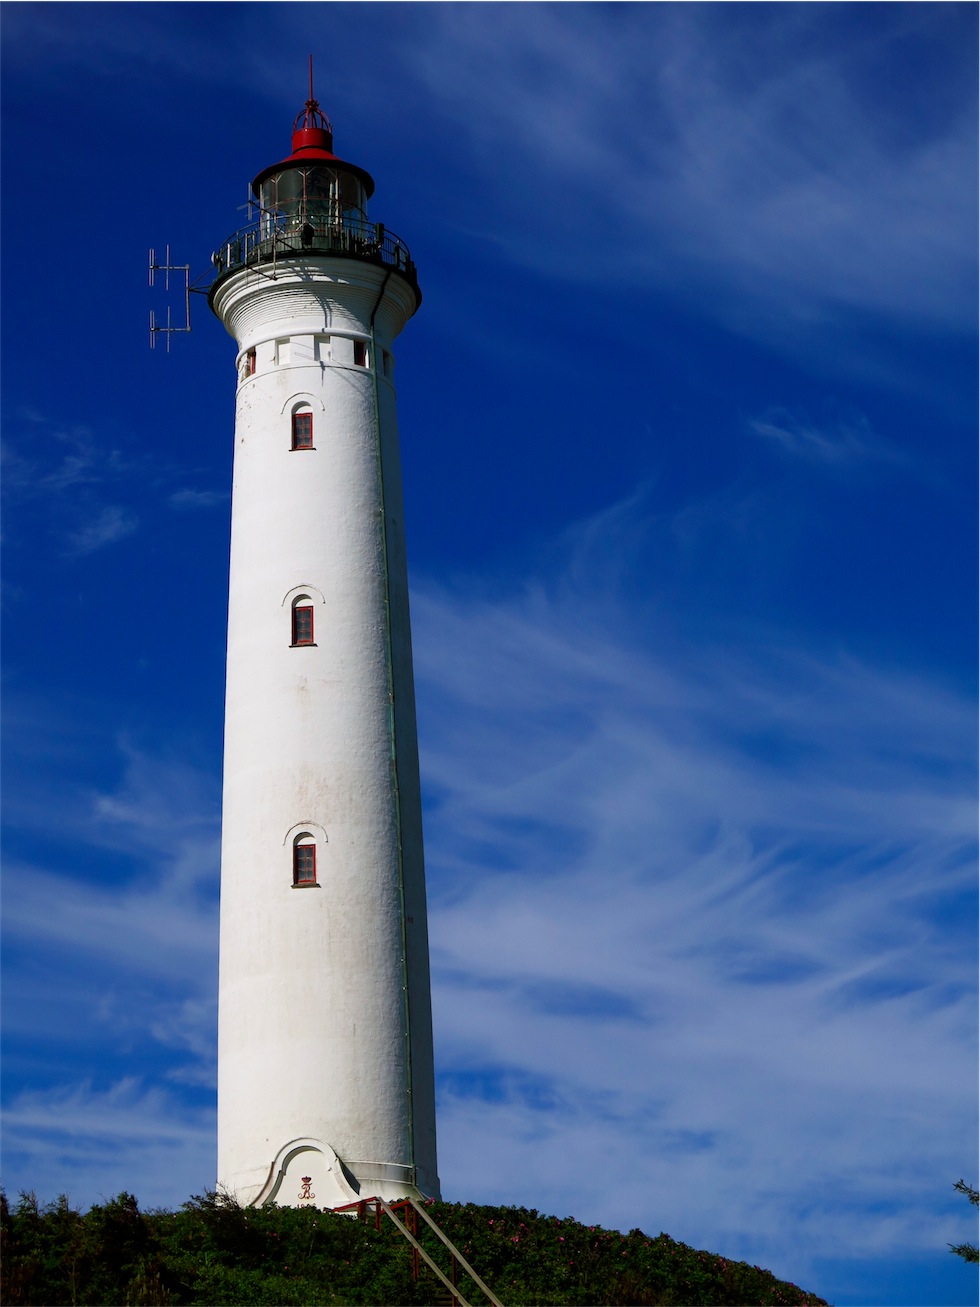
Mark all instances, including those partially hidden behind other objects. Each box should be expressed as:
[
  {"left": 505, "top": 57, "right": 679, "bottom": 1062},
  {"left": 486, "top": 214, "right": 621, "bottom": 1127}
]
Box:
[
  {"left": 375, "top": 1197, "right": 475, "bottom": 1307},
  {"left": 332, "top": 1196, "right": 505, "bottom": 1307},
  {"left": 402, "top": 1196, "right": 506, "bottom": 1307}
]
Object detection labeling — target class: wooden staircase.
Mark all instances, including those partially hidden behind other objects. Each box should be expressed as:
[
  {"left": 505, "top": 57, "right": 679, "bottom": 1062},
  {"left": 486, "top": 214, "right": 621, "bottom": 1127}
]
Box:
[{"left": 333, "top": 1196, "right": 504, "bottom": 1307}]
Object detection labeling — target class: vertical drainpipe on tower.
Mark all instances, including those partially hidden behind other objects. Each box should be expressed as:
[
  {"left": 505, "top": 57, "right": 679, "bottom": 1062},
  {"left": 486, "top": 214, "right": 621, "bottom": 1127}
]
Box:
[{"left": 368, "top": 267, "right": 417, "bottom": 1186}]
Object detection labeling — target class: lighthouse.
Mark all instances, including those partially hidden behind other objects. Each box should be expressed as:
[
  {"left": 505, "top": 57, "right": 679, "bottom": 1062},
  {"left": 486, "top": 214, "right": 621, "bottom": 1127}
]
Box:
[{"left": 208, "top": 84, "right": 440, "bottom": 1209}]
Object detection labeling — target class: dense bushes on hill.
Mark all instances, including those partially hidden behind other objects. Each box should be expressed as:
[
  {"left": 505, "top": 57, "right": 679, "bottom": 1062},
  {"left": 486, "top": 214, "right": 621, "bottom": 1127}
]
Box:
[{"left": 0, "top": 1188, "right": 829, "bottom": 1306}]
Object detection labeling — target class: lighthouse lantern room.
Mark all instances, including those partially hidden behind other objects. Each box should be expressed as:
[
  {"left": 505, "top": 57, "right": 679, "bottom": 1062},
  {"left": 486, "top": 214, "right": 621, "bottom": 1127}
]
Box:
[{"left": 208, "top": 77, "right": 439, "bottom": 1209}]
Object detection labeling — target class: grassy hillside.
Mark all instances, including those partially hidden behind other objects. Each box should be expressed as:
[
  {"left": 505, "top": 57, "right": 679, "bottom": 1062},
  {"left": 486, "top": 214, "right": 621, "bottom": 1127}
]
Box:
[{"left": 1, "top": 1189, "right": 829, "bottom": 1306}]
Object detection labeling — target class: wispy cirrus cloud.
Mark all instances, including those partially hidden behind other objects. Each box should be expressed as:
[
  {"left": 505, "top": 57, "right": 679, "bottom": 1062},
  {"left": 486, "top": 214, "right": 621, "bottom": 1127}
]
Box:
[
  {"left": 2, "top": 412, "right": 223, "bottom": 555},
  {"left": 2, "top": 413, "right": 141, "bottom": 555},
  {"left": 168, "top": 488, "right": 227, "bottom": 510},
  {"left": 65, "top": 504, "right": 139, "bottom": 555},
  {"left": 408, "top": 493, "right": 976, "bottom": 1285},
  {"left": 2, "top": 730, "right": 220, "bottom": 966},
  {"left": 2, "top": 420, "right": 123, "bottom": 498},
  {"left": 399, "top": 4, "right": 976, "bottom": 371},
  {"left": 2, "top": 1079, "right": 215, "bottom": 1210},
  {"left": 2, "top": 732, "right": 220, "bottom": 1173},
  {"left": 745, "top": 409, "right": 906, "bottom": 469},
  {"left": 2, "top": 858, "right": 216, "bottom": 980}
]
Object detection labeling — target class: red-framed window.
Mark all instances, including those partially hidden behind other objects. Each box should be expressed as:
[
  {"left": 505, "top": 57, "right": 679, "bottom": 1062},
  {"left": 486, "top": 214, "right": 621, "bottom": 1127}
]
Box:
[
  {"left": 247, "top": 349, "right": 256, "bottom": 375},
  {"left": 291, "top": 411, "right": 313, "bottom": 449},
  {"left": 293, "top": 843, "right": 316, "bottom": 886},
  {"left": 353, "top": 340, "right": 368, "bottom": 368},
  {"left": 292, "top": 605, "right": 314, "bottom": 645}
]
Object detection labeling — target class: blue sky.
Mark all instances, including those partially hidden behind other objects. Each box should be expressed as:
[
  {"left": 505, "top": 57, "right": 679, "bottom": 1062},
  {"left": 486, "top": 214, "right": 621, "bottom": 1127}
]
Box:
[{"left": 1, "top": 4, "right": 976, "bottom": 1305}]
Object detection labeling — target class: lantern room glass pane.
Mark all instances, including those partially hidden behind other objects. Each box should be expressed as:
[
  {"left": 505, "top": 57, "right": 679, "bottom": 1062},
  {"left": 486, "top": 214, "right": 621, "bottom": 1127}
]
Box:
[{"left": 259, "top": 167, "right": 367, "bottom": 237}]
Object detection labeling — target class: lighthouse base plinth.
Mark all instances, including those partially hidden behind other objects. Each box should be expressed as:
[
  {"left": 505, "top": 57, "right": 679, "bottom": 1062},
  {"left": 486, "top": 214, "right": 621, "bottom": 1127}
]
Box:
[
  {"left": 227, "top": 1138, "right": 433, "bottom": 1209},
  {"left": 245, "top": 1138, "right": 360, "bottom": 1209}
]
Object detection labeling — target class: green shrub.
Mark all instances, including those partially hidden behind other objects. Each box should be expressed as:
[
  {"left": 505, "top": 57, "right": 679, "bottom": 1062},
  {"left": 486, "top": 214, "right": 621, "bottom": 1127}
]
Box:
[{"left": 0, "top": 1187, "right": 829, "bottom": 1306}]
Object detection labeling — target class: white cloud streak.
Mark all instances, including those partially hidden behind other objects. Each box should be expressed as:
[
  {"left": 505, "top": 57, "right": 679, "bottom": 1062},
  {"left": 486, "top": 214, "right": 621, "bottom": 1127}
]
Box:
[
  {"left": 3, "top": 737, "right": 220, "bottom": 984},
  {"left": 745, "top": 409, "right": 906, "bottom": 468},
  {"left": 2, "top": 417, "right": 131, "bottom": 498},
  {"left": 168, "top": 488, "right": 227, "bottom": 510},
  {"left": 2, "top": 416, "right": 141, "bottom": 555},
  {"left": 65, "top": 504, "right": 139, "bottom": 555},
  {"left": 2, "top": 741, "right": 220, "bottom": 1202},
  {"left": 2, "top": 1080, "right": 215, "bottom": 1211}
]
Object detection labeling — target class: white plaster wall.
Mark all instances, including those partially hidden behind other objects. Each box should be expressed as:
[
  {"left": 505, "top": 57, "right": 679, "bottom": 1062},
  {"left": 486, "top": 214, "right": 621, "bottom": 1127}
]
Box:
[{"left": 212, "top": 258, "right": 439, "bottom": 1205}]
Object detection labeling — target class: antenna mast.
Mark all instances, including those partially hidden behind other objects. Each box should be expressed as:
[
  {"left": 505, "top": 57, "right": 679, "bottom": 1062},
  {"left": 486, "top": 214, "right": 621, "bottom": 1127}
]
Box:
[{"left": 148, "top": 246, "right": 192, "bottom": 350}]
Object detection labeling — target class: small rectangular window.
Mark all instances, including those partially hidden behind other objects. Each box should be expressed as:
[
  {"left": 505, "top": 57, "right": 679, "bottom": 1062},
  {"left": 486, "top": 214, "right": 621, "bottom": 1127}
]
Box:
[
  {"left": 293, "top": 844, "right": 316, "bottom": 885},
  {"left": 248, "top": 349, "right": 256, "bottom": 375},
  {"left": 292, "top": 606, "right": 314, "bottom": 645},
  {"left": 353, "top": 340, "right": 368, "bottom": 368},
  {"left": 292, "top": 412, "right": 313, "bottom": 450}
]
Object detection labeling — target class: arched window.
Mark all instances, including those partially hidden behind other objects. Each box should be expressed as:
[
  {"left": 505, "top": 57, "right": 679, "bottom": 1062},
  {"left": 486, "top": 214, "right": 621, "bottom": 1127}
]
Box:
[
  {"left": 292, "top": 834, "right": 317, "bottom": 886},
  {"left": 291, "top": 595, "right": 314, "bottom": 646},
  {"left": 291, "top": 406, "right": 313, "bottom": 450}
]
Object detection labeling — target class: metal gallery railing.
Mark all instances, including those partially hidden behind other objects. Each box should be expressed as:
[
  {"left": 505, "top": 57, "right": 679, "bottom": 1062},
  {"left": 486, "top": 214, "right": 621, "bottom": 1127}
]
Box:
[{"left": 209, "top": 216, "right": 419, "bottom": 292}]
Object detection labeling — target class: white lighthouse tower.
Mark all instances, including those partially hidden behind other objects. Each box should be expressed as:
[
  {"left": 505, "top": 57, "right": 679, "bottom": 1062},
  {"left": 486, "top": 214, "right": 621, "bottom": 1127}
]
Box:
[{"left": 209, "top": 83, "right": 440, "bottom": 1209}]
